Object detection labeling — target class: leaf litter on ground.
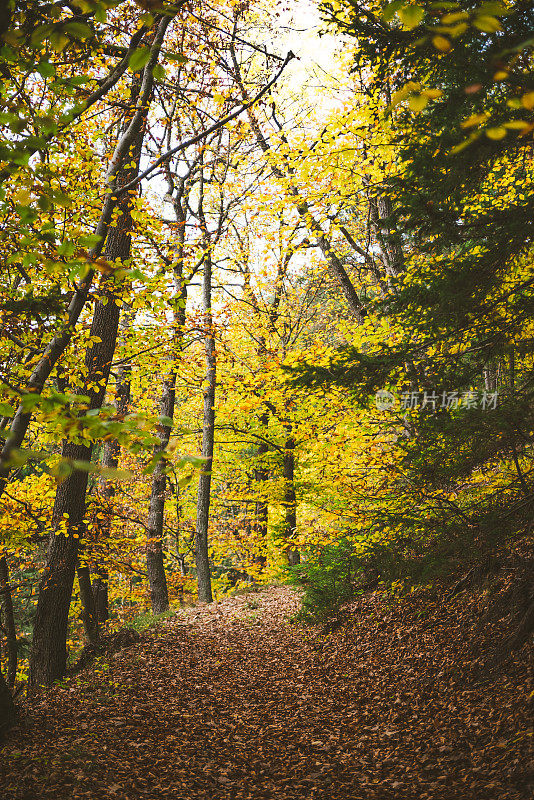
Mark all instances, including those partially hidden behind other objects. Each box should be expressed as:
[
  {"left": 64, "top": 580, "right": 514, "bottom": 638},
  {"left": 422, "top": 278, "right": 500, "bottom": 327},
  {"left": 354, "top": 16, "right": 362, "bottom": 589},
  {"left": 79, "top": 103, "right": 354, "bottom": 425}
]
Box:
[{"left": 1, "top": 585, "right": 533, "bottom": 799}]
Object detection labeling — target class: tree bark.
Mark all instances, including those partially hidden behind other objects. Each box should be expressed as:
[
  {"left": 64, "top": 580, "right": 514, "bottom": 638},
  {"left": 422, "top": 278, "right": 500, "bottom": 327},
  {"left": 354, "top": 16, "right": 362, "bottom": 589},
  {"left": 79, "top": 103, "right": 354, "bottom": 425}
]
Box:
[
  {"left": 95, "top": 305, "right": 134, "bottom": 622},
  {"left": 0, "top": 555, "right": 17, "bottom": 687},
  {"left": 253, "top": 408, "right": 269, "bottom": 568},
  {"left": 0, "top": 664, "right": 15, "bottom": 740},
  {"left": 27, "top": 36, "right": 166, "bottom": 687},
  {"left": 145, "top": 173, "right": 189, "bottom": 613},
  {"left": 77, "top": 561, "right": 99, "bottom": 646},
  {"left": 146, "top": 376, "right": 174, "bottom": 614},
  {"left": 195, "top": 177, "right": 215, "bottom": 604},
  {"left": 282, "top": 431, "right": 300, "bottom": 566}
]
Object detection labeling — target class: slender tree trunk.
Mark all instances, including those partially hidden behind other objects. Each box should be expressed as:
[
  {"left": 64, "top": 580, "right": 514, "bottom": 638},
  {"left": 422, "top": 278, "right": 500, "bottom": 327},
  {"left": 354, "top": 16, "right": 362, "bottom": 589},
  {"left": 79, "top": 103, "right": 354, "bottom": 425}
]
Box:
[
  {"left": 146, "top": 174, "right": 188, "bottom": 612},
  {"left": 253, "top": 409, "right": 269, "bottom": 568},
  {"left": 95, "top": 306, "right": 134, "bottom": 622},
  {"left": 195, "top": 224, "right": 215, "bottom": 603},
  {"left": 27, "top": 46, "right": 164, "bottom": 688},
  {"left": 0, "top": 665, "right": 15, "bottom": 740},
  {"left": 146, "top": 376, "right": 174, "bottom": 613},
  {"left": 0, "top": 556, "right": 17, "bottom": 687},
  {"left": 282, "top": 431, "right": 300, "bottom": 566}
]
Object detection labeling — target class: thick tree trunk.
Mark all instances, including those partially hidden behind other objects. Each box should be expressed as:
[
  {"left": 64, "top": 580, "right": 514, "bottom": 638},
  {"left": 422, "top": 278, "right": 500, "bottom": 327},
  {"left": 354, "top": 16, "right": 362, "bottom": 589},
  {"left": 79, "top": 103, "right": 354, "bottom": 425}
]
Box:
[
  {"left": 77, "top": 561, "right": 99, "bottom": 646},
  {"left": 282, "top": 432, "right": 300, "bottom": 566},
  {"left": 28, "top": 449, "right": 89, "bottom": 688},
  {"left": 0, "top": 665, "right": 15, "bottom": 740},
  {"left": 27, "top": 47, "right": 164, "bottom": 687},
  {"left": 0, "top": 555, "right": 17, "bottom": 687}
]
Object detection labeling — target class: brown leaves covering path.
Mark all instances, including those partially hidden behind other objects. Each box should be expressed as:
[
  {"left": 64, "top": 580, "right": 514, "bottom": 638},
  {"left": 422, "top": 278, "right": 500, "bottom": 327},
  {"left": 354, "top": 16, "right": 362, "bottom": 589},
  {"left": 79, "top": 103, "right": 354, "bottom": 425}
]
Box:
[{"left": 1, "top": 586, "right": 533, "bottom": 799}]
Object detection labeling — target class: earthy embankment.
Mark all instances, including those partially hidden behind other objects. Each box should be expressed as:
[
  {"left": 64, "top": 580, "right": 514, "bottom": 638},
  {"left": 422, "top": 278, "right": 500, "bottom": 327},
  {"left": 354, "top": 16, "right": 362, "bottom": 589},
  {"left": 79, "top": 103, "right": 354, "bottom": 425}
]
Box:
[{"left": 1, "top": 586, "right": 532, "bottom": 799}]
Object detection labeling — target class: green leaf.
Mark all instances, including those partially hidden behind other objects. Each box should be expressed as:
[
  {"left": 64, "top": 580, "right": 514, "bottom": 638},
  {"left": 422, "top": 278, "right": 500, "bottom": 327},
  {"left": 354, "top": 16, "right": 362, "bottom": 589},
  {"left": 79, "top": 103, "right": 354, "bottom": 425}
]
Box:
[
  {"left": 0, "top": 402, "right": 15, "bottom": 416},
  {"left": 153, "top": 64, "right": 166, "bottom": 81},
  {"left": 36, "top": 61, "right": 55, "bottom": 78},
  {"left": 128, "top": 47, "right": 151, "bottom": 72},
  {"left": 477, "top": 1, "right": 509, "bottom": 15},
  {"left": 64, "top": 21, "right": 93, "bottom": 40},
  {"left": 398, "top": 5, "right": 425, "bottom": 29},
  {"left": 30, "top": 24, "right": 54, "bottom": 47},
  {"left": 382, "top": 1, "right": 403, "bottom": 22},
  {"left": 165, "top": 51, "right": 188, "bottom": 63},
  {"left": 20, "top": 393, "right": 42, "bottom": 412},
  {"left": 79, "top": 233, "right": 103, "bottom": 248},
  {"left": 99, "top": 467, "right": 132, "bottom": 481}
]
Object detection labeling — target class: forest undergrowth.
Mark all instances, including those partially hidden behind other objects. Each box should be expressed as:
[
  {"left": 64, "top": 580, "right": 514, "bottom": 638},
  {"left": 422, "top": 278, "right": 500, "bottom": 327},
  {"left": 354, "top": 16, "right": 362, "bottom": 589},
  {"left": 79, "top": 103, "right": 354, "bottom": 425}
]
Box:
[{"left": 1, "top": 582, "right": 532, "bottom": 800}]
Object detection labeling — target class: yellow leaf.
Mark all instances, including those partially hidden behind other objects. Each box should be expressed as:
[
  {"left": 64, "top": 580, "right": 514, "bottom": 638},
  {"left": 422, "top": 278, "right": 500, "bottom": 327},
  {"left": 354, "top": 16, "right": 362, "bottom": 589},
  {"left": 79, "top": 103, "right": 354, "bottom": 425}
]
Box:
[
  {"left": 493, "top": 70, "right": 508, "bottom": 81},
  {"left": 13, "top": 187, "right": 32, "bottom": 205},
  {"left": 460, "top": 112, "right": 489, "bottom": 128},
  {"left": 503, "top": 120, "right": 530, "bottom": 130},
  {"left": 422, "top": 89, "right": 443, "bottom": 99},
  {"left": 473, "top": 15, "right": 502, "bottom": 33},
  {"left": 441, "top": 11, "right": 468, "bottom": 23},
  {"left": 408, "top": 93, "right": 429, "bottom": 112},
  {"left": 485, "top": 126, "right": 507, "bottom": 140},
  {"left": 432, "top": 35, "right": 451, "bottom": 52},
  {"left": 521, "top": 91, "right": 534, "bottom": 110}
]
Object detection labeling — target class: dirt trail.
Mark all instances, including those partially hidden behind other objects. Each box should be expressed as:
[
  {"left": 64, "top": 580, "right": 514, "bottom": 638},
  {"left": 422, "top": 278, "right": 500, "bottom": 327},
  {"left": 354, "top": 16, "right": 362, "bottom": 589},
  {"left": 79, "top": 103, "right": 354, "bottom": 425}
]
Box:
[{"left": 1, "top": 586, "right": 532, "bottom": 799}]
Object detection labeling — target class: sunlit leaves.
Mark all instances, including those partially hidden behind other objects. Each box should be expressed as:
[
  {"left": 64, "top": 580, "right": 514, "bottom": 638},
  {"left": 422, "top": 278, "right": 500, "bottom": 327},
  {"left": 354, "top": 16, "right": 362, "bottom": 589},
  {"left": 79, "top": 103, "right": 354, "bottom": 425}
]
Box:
[{"left": 129, "top": 47, "right": 151, "bottom": 72}]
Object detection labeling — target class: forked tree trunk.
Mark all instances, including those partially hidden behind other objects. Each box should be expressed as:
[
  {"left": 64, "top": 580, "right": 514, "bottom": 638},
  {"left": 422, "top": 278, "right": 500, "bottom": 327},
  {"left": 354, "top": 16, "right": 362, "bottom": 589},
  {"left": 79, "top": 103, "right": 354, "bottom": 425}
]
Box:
[{"left": 27, "top": 48, "right": 163, "bottom": 688}]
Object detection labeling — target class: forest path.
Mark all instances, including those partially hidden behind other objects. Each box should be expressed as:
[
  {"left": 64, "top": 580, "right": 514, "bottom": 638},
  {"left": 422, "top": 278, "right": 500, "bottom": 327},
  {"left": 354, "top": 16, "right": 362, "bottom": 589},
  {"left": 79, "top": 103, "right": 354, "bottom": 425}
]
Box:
[{"left": 1, "top": 586, "right": 532, "bottom": 800}]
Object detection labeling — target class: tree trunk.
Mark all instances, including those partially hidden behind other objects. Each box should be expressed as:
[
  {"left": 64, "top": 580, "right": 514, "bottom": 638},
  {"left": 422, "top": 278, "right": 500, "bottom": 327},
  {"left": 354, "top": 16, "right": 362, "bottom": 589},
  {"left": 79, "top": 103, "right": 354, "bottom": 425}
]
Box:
[
  {"left": 96, "top": 305, "right": 134, "bottom": 622},
  {"left": 0, "top": 665, "right": 15, "bottom": 740},
  {"left": 0, "top": 555, "right": 17, "bottom": 687},
  {"left": 146, "top": 376, "right": 174, "bottom": 613},
  {"left": 253, "top": 409, "right": 269, "bottom": 568},
  {"left": 28, "top": 451, "right": 88, "bottom": 689},
  {"left": 27, "top": 51, "right": 163, "bottom": 687},
  {"left": 146, "top": 177, "right": 188, "bottom": 612},
  {"left": 77, "top": 561, "right": 99, "bottom": 646},
  {"left": 195, "top": 220, "right": 215, "bottom": 603},
  {"left": 282, "top": 432, "right": 300, "bottom": 566}
]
